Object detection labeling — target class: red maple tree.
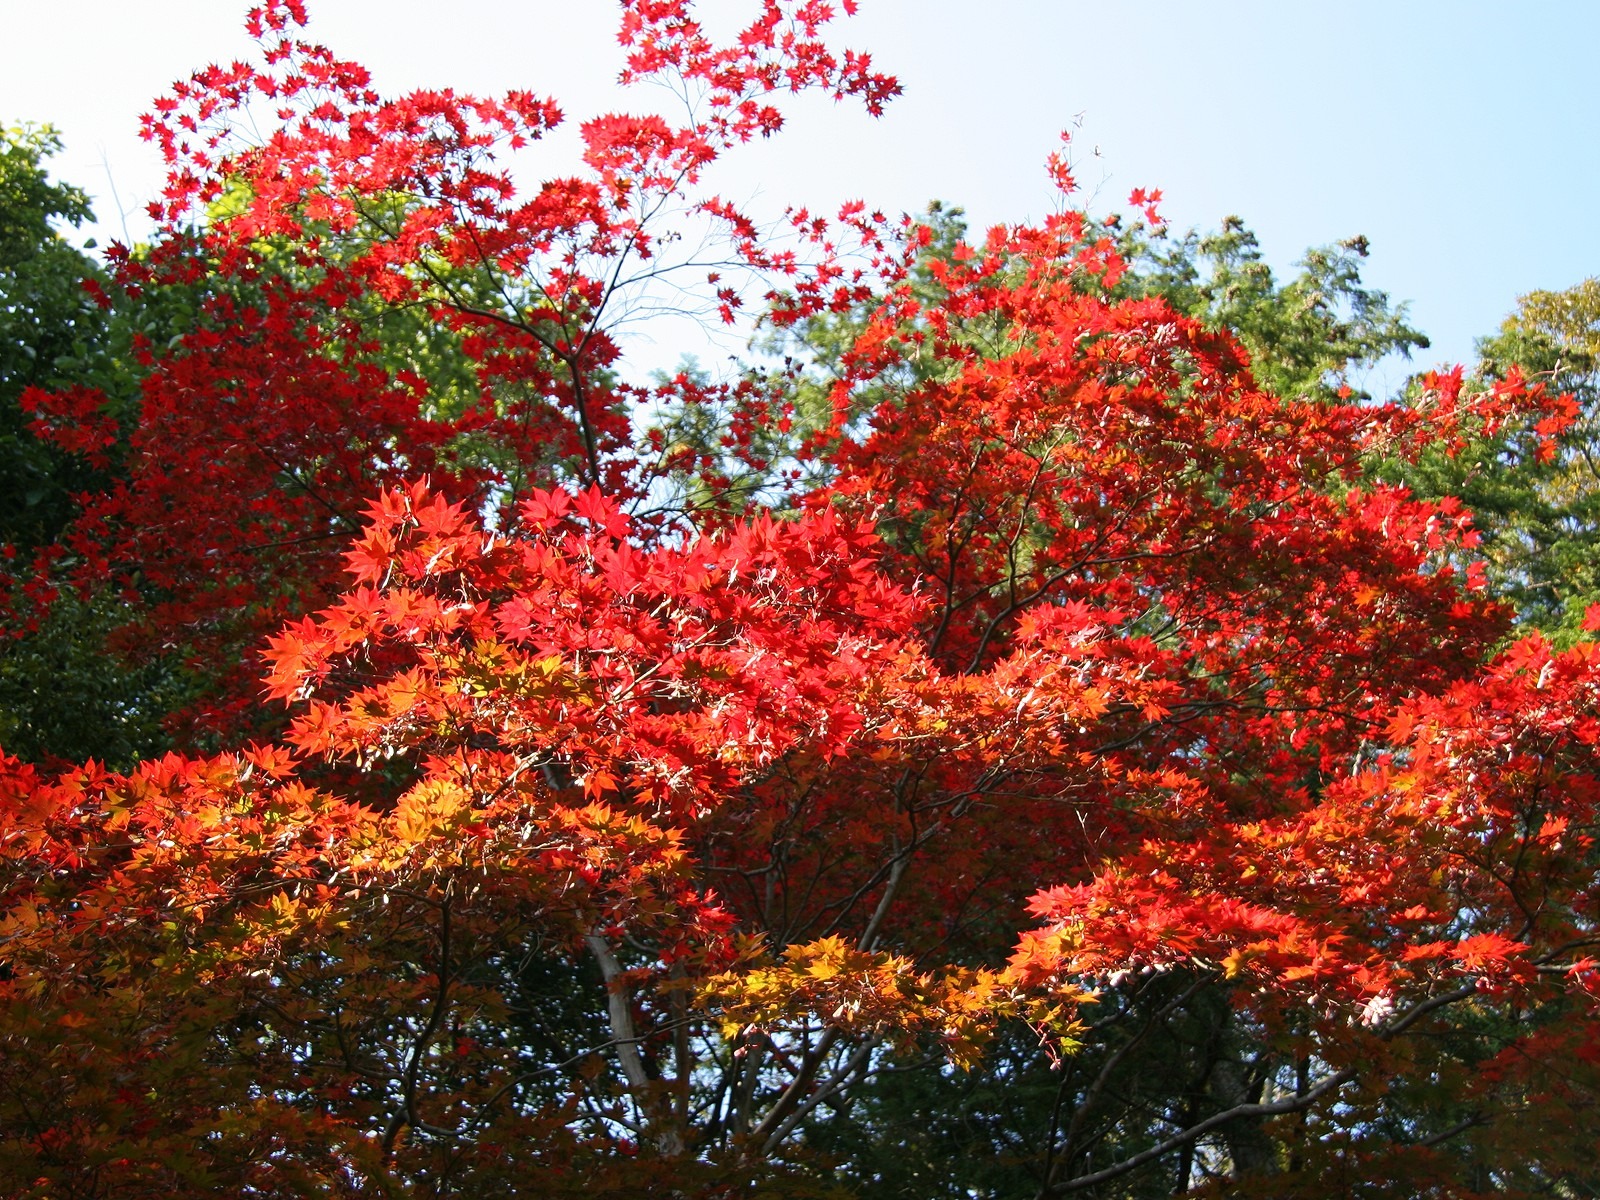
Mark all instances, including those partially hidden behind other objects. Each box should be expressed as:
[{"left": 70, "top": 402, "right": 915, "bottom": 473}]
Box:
[{"left": 2, "top": 3, "right": 1596, "bottom": 1195}]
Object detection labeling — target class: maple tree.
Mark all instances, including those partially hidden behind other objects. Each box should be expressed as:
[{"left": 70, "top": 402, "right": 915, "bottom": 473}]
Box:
[{"left": 3, "top": 2, "right": 1599, "bottom": 1196}]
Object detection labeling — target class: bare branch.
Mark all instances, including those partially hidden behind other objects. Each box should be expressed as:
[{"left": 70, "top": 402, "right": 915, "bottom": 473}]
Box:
[{"left": 1044, "top": 1068, "right": 1356, "bottom": 1195}]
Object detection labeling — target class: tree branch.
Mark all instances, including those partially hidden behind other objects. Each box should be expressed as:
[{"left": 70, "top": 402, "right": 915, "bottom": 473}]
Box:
[
  {"left": 586, "top": 932, "right": 685, "bottom": 1157},
  {"left": 1045, "top": 1067, "right": 1356, "bottom": 1194}
]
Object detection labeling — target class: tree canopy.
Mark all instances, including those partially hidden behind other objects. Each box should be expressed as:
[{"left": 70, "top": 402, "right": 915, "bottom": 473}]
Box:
[
  {"left": 1387, "top": 278, "right": 1600, "bottom": 642},
  {"left": 1, "top": 4, "right": 1597, "bottom": 1197}
]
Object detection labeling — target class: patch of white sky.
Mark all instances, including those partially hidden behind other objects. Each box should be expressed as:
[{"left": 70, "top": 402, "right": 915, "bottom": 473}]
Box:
[{"left": 3, "top": 0, "right": 1596, "bottom": 389}]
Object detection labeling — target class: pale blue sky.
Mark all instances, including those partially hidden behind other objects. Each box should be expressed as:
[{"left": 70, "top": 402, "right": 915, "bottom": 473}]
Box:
[{"left": 3, "top": 0, "right": 1595, "bottom": 382}]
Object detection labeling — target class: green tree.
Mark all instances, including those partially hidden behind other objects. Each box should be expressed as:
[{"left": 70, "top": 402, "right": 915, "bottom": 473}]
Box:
[
  {"left": 1392, "top": 279, "right": 1600, "bottom": 639},
  {"left": 1118, "top": 215, "right": 1430, "bottom": 403},
  {"left": 0, "top": 123, "right": 110, "bottom": 552},
  {"left": 0, "top": 125, "right": 195, "bottom": 766}
]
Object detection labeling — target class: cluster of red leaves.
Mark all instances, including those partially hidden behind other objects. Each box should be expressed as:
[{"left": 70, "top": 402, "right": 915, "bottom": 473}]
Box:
[
  {"left": 6, "top": 0, "right": 903, "bottom": 744},
  {"left": 3, "top": 1, "right": 1597, "bottom": 1194},
  {"left": 1016, "top": 632, "right": 1600, "bottom": 1002},
  {"left": 265, "top": 480, "right": 920, "bottom": 811},
  {"left": 4, "top": 457, "right": 1597, "bottom": 1187},
  {"left": 812, "top": 214, "right": 1541, "bottom": 827},
  {"left": 1005, "top": 633, "right": 1600, "bottom": 1189}
]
